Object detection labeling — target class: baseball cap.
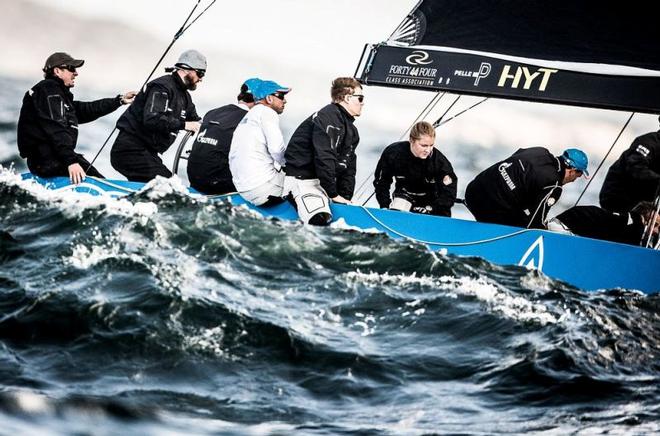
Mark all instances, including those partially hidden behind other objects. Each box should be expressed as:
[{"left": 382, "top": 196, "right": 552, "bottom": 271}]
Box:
[
  {"left": 562, "top": 148, "right": 589, "bottom": 175},
  {"left": 43, "top": 52, "right": 84, "bottom": 72},
  {"left": 244, "top": 78, "right": 291, "bottom": 100}
]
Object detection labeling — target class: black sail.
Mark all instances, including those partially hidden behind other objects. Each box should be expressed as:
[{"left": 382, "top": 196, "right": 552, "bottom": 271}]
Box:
[{"left": 356, "top": 0, "right": 660, "bottom": 113}]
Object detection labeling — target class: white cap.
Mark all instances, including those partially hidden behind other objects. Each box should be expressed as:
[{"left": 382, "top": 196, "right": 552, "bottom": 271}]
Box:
[{"left": 175, "top": 49, "right": 207, "bottom": 71}]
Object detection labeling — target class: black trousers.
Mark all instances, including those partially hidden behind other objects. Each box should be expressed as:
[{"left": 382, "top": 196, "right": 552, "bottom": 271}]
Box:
[
  {"left": 27, "top": 154, "right": 104, "bottom": 179},
  {"left": 111, "top": 131, "right": 172, "bottom": 183}
]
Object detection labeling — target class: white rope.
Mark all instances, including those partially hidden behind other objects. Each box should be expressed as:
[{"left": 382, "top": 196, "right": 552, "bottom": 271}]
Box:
[{"left": 359, "top": 205, "right": 530, "bottom": 246}]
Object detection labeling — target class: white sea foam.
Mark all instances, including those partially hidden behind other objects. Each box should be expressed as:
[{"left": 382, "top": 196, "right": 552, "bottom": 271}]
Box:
[{"left": 345, "top": 271, "right": 559, "bottom": 325}]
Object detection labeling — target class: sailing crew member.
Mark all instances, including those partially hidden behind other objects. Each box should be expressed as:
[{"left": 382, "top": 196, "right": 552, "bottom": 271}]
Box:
[
  {"left": 17, "top": 52, "right": 136, "bottom": 184},
  {"left": 228, "top": 78, "right": 291, "bottom": 206},
  {"left": 284, "top": 77, "right": 363, "bottom": 226},
  {"left": 373, "top": 121, "right": 457, "bottom": 216},
  {"left": 187, "top": 81, "right": 255, "bottom": 195},
  {"left": 599, "top": 119, "right": 660, "bottom": 213},
  {"left": 464, "top": 147, "right": 588, "bottom": 228},
  {"left": 548, "top": 202, "right": 660, "bottom": 246},
  {"left": 110, "top": 49, "right": 204, "bottom": 182}
]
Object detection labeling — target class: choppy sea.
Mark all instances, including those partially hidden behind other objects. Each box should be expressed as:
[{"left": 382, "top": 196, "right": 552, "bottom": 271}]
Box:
[{"left": 1, "top": 76, "right": 659, "bottom": 435}]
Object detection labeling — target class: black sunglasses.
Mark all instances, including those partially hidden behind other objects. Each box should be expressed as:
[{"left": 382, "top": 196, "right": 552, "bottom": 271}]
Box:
[
  {"left": 194, "top": 69, "right": 205, "bottom": 78},
  {"left": 350, "top": 94, "right": 365, "bottom": 103},
  {"left": 271, "top": 91, "right": 287, "bottom": 100},
  {"left": 58, "top": 65, "right": 77, "bottom": 73}
]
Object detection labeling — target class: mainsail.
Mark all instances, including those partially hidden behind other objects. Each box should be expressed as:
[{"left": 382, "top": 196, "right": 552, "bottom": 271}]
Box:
[{"left": 355, "top": 0, "right": 660, "bottom": 113}]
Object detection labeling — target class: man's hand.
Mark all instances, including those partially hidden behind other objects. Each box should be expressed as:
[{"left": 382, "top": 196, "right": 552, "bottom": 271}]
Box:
[
  {"left": 120, "top": 91, "right": 137, "bottom": 105},
  {"left": 331, "top": 195, "right": 351, "bottom": 204},
  {"left": 68, "top": 163, "right": 86, "bottom": 185},
  {"left": 185, "top": 121, "right": 201, "bottom": 133}
]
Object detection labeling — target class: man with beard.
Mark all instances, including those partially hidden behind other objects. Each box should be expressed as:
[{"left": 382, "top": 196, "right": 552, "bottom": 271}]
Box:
[
  {"left": 111, "top": 50, "right": 204, "bottom": 182},
  {"left": 17, "top": 52, "right": 136, "bottom": 183},
  {"left": 373, "top": 121, "right": 457, "bottom": 217}
]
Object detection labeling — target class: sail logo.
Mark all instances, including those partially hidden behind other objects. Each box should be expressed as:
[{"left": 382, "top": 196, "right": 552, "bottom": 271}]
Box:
[
  {"left": 453, "top": 62, "right": 491, "bottom": 86},
  {"left": 498, "top": 65, "right": 558, "bottom": 91},
  {"left": 518, "top": 236, "right": 545, "bottom": 270},
  {"left": 405, "top": 50, "right": 433, "bottom": 65}
]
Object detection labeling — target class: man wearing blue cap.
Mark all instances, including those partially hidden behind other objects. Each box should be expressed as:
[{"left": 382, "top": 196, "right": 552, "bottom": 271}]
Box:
[
  {"left": 464, "top": 147, "right": 588, "bottom": 229},
  {"left": 228, "top": 78, "right": 291, "bottom": 206},
  {"left": 599, "top": 120, "right": 660, "bottom": 213}
]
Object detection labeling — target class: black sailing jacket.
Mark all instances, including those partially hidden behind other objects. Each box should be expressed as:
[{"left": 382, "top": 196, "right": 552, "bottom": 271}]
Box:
[
  {"left": 373, "top": 141, "right": 457, "bottom": 216},
  {"left": 116, "top": 72, "right": 199, "bottom": 154},
  {"left": 284, "top": 103, "right": 359, "bottom": 199},
  {"left": 17, "top": 77, "right": 121, "bottom": 175},
  {"left": 465, "top": 147, "right": 564, "bottom": 229},
  {"left": 187, "top": 104, "right": 247, "bottom": 194},
  {"left": 599, "top": 130, "right": 660, "bottom": 212}
]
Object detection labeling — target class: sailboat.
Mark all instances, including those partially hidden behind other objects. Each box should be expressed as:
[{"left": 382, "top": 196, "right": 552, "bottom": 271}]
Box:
[{"left": 18, "top": 0, "right": 660, "bottom": 294}]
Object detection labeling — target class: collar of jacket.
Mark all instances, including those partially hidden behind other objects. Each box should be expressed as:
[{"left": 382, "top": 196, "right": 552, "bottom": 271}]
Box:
[
  {"left": 46, "top": 76, "right": 73, "bottom": 100},
  {"left": 172, "top": 71, "right": 188, "bottom": 92},
  {"left": 333, "top": 103, "right": 355, "bottom": 122}
]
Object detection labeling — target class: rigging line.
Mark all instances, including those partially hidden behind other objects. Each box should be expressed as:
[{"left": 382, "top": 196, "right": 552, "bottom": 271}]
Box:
[
  {"left": 431, "top": 95, "right": 461, "bottom": 128},
  {"left": 573, "top": 112, "right": 635, "bottom": 207},
  {"left": 435, "top": 98, "right": 489, "bottom": 127},
  {"left": 398, "top": 91, "right": 444, "bottom": 140},
  {"left": 353, "top": 91, "right": 444, "bottom": 202},
  {"left": 641, "top": 185, "right": 660, "bottom": 248},
  {"left": 359, "top": 205, "right": 529, "bottom": 246},
  {"left": 86, "top": 0, "right": 213, "bottom": 173}
]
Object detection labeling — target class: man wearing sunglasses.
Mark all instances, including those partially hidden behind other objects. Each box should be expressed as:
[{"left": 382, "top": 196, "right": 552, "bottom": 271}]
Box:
[
  {"left": 111, "top": 49, "right": 205, "bottom": 182},
  {"left": 17, "top": 52, "right": 136, "bottom": 184},
  {"left": 283, "top": 77, "right": 364, "bottom": 225},
  {"left": 228, "top": 78, "right": 290, "bottom": 206}
]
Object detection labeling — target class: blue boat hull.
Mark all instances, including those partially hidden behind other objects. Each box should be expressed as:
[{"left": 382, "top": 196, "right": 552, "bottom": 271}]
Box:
[{"left": 21, "top": 174, "right": 660, "bottom": 294}]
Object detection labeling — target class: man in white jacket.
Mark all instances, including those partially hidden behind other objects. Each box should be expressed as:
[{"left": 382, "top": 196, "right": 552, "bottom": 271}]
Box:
[{"left": 229, "top": 78, "right": 291, "bottom": 206}]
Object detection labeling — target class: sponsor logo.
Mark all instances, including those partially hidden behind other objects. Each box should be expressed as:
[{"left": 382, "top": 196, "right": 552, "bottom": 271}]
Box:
[
  {"left": 518, "top": 236, "right": 545, "bottom": 270},
  {"left": 453, "top": 62, "right": 491, "bottom": 86},
  {"left": 196, "top": 128, "right": 218, "bottom": 146},
  {"left": 498, "top": 65, "right": 558, "bottom": 91},
  {"left": 498, "top": 162, "right": 516, "bottom": 190},
  {"left": 405, "top": 50, "right": 433, "bottom": 66},
  {"left": 635, "top": 144, "right": 650, "bottom": 157}
]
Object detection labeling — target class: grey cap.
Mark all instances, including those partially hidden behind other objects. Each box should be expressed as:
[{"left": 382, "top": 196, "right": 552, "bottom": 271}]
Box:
[
  {"left": 175, "top": 49, "right": 207, "bottom": 71},
  {"left": 43, "top": 52, "right": 84, "bottom": 72}
]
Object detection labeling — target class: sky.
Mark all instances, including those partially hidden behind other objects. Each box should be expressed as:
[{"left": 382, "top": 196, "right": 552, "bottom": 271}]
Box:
[{"left": 4, "top": 0, "right": 659, "bottom": 209}]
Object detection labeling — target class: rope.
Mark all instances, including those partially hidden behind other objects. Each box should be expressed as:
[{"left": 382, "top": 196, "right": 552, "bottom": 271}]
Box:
[
  {"left": 359, "top": 206, "right": 529, "bottom": 246},
  {"left": 573, "top": 112, "right": 635, "bottom": 206}
]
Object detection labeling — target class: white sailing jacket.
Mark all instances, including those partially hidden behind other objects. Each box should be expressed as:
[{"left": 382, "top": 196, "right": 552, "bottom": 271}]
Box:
[{"left": 229, "top": 104, "right": 286, "bottom": 192}]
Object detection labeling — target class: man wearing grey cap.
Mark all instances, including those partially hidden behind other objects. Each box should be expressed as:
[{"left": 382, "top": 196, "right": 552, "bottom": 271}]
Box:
[
  {"left": 111, "top": 49, "right": 205, "bottom": 182},
  {"left": 17, "top": 52, "right": 136, "bottom": 184}
]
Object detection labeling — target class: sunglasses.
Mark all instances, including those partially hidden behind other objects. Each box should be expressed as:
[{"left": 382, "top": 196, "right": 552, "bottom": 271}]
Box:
[
  {"left": 58, "top": 65, "right": 77, "bottom": 73},
  {"left": 271, "top": 91, "right": 287, "bottom": 100},
  {"left": 350, "top": 94, "right": 365, "bottom": 103},
  {"left": 194, "top": 69, "right": 205, "bottom": 78}
]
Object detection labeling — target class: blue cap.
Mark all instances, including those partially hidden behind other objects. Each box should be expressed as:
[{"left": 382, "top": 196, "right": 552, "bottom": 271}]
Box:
[
  {"left": 244, "top": 77, "right": 291, "bottom": 100},
  {"left": 562, "top": 148, "right": 589, "bottom": 175}
]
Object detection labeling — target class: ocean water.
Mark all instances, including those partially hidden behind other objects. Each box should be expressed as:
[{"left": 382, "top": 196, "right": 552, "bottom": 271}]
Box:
[{"left": 1, "top": 76, "right": 659, "bottom": 435}]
